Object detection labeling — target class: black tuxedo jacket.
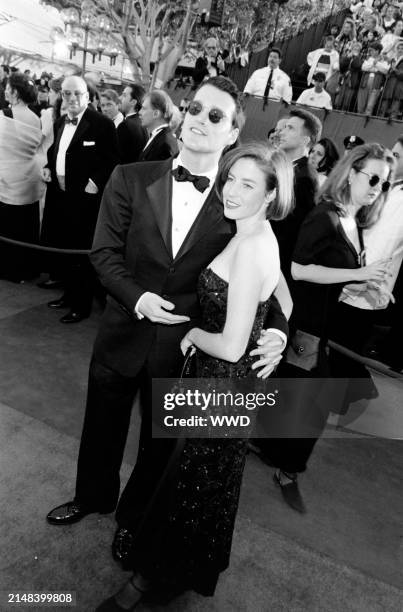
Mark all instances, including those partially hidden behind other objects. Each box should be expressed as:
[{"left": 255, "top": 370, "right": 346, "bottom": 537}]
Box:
[
  {"left": 46, "top": 106, "right": 119, "bottom": 193},
  {"left": 138, "top": 126, "right": 179, "bottom": 162},
  {"left": 91, "top": 159, "right": 288, "bottom": 377},
  {"left": 117, "top": 113, "right": 148, "bottom": 164},
  {"left": 272, "top": 156, "right": 318, "bottom": 279}
]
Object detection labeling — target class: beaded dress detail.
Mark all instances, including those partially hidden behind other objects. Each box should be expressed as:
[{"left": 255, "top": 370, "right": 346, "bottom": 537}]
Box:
[{"left": 131, "top": 267, "right": 272, "bottom": 597}]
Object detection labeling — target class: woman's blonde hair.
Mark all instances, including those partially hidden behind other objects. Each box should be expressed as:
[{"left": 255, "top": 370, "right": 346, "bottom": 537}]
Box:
[
  {"left": 215, "top": 142, "right": 294, "bottom": 221},
  {"left": 318, "top": 143, "right": 395, "bottom": 228}
]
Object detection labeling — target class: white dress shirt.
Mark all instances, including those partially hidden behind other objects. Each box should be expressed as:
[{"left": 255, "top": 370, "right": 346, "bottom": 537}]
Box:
[
  {"left": 55, "top": 107, "right": 87, "bottom": 177},
  {"left": 113, "top": 111, "right": 124, "bottom": 128},
  {"left": 243, "top": 66, "right": 293, "bottom": 103},
  {"left": 341, "top": 182, "right": 403, "bottom": 309},
  {"left": 170, "top": 156, "right": 217, "bottom": 257},
  {"left": 56, "top": 108, "right": 87, "bottom": 176}
]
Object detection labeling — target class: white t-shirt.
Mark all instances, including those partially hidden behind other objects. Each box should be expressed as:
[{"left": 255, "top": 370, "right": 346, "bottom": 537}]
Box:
[{"left": 296, "top": 87, "right": 333, "bottom": 110}]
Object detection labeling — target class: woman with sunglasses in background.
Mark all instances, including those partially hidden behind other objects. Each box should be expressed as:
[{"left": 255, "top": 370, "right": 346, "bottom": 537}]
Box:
[{"left": 268, "top": 144, "right": 394, "bottom": 506}]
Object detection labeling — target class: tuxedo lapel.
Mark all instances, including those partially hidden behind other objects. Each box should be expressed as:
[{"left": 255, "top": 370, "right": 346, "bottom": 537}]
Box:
[
  {"left": 174, "top": 189, "right": 227, "bottom": 263},
  {"left": 146, "top": 169, "right": 173, "bottom": 259},
  {"left": 142, "top": 127, "right": 168, "bottom": 157},
  {"left": 67, "top": 110, "right": 90, "bottom": 151}
]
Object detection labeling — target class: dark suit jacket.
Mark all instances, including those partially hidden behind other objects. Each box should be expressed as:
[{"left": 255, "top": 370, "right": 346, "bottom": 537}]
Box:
[
  {"left": 117, "top": 113, "right": 148, "bottom": 164},
  {"left": 272, "top": 156, "right": 318, "bottom": 279},
  {"left": 91, "top": 159, "right": 288, "bottom": 377},
  {"left": 46, "top": 106, "right": 119, "bottom": 194},
  {"left": 42, "top": 106, "right": 119, "bottom": 248},
  {"left": 138, "top": 126, "right": 179, "bottom": 162}
]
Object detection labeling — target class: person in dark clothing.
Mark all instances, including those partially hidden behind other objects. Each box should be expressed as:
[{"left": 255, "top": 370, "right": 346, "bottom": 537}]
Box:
[
  {"left": 40, "top": 76, "right": 119, "bottom": 323},
  {"left": 192, "top": 37, "right": 227, "bottom": 87},
  {"left": 117, "top": 83, "right": 148, "bottom": 163},
  {"left": 271, "top": 108, "right": 322, "bottom": 280},
  {"left": 257, "top": 143, "right": 394, "bottom": 514},
  {"left": 138, "top": 90, "right": 179, "bottom": 162}
]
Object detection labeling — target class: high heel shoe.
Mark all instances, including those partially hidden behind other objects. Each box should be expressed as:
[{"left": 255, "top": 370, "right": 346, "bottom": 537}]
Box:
[
  {"left": 273, "top": 470, "right": 307, "bottom": 514},
  {"left": 95, "top": 577, "right": 148, "bottom": 611}
]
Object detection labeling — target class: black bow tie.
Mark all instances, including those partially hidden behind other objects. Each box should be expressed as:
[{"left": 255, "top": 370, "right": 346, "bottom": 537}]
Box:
[
  {"left": 65, "top": 116, "right": 78, "bottom": 125},
  {"left": 172, "top": 165, "right": 210, "bottom": 193}
]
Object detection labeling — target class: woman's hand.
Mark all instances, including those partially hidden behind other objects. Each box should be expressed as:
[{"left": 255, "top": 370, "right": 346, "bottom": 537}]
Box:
[
  {"left": 354, "top": 259, "right": 391, "bottom": 283},
  {"left": 180, "top": 330, "right": 196, "bottom": 356}
]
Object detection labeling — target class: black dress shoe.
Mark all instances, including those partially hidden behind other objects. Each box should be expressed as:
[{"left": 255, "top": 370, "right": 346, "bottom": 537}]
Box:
[
  {"left": 112, "top": 527, "right": 135, "bottom": 566},
  {"left": 48, "top": 297, "right": 70, "bottom": 309},
  {"left": 46, "top": 500, "right": 114, "bottom": 525},
  {"left": 37, "top": 279, "right": 63, "bottom": 289},
  {"left": 60, "top": 310, "right": 89, "bottom": 324},
  {"left": 273, "top": 471, "right": 306, "bottom": 514},
  {"left": 46, "top": 501, "right": 93, "bottom": 525}
]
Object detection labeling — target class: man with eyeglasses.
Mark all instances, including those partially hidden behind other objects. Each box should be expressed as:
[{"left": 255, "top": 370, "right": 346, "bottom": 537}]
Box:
[
  {"left": 45, "top": 76, "right": 289, "bottom": 563},
  {"left": 192, "top": 37, "right": 227, "bottom": 88},
  {"left": 41, "top": 75, "right": 118, "bottom": 323},
  {"left": 340, "top": 135, "right": 403, "bottom": 372}
]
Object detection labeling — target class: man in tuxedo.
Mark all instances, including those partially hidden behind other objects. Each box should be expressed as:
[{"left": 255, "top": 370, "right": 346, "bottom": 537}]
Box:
[
  {"left": 138, "top": 89, "right": 179, "bottom": 161},
  {"left": 117, "top": 83, "right": 148, "bottom": 163},
  {"left": 41, "top": 76, "right": 119, "bottom": 323},
  {"left": 46, "top": 77, "right": 288, "bottom": 556},
  {"left": 272, "top": 108, "right": 322, "bottom": 280}
]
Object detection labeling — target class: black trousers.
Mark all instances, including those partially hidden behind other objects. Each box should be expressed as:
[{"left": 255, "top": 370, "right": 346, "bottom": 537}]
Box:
[
  {"left": 75, "top": 357, "right": 176, "bottom": 530},
  {"left": 41, "top": 184, "right": 100, "bottom": 314},
  {"left": 0, "top": 200, "right": 39, "bottom": 281}
]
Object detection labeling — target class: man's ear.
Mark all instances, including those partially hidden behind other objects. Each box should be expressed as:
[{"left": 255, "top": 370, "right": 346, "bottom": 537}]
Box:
[{"left": 229, "top": 127, "right": 240, "bottom": 146}]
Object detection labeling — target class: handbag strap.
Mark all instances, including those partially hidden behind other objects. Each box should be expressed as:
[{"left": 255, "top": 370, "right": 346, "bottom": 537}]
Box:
[{"left": 357, "top": 226, "right": 366, "bottom": 267}]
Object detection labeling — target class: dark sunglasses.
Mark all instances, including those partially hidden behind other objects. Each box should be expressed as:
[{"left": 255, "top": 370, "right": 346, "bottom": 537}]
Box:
[
  {"left": 357, "top": 170, "right": 390, "bottom": 192},
  {"left": 187, "top": 100, "right": 227, "bottom": 124}
]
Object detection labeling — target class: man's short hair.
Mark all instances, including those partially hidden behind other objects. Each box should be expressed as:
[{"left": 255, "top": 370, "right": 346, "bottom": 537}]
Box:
[
  {"left": 312, "top": 72, "right": 326, "bottom": 83},
  {"left": 203, "top": 75, "right": 245, "bottom": 131},
  {"left": 101, "top": 88, "right": 120, "bottom": 104},
  {"left": 268, "top": 47, "right": 282, "bottom": 59},
  {"left": 126, "top": 83, "right": 146, "bottom": 110},
  {"left": 369, "top": 42, "right": 383, "bottom": 53},
  {"left": 325, "top": 35, "right": 335, "bottom": 43},
  {"left": 148, "top": 90, "right": 174, "bottom": 123},
  {"left": 288, "top": 108, "right": 322, "bottom": 146}
]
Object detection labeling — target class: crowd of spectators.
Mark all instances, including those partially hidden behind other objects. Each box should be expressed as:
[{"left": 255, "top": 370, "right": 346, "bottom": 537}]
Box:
[
  {"left": 303, "top": 1, "right": 403, "bottom": 117},
  {"left": 189, "top": 0, "right": 403, "bottom": 119}
]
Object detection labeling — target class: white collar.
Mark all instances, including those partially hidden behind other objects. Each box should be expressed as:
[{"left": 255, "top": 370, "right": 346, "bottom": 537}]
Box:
[{"left": 151, "top": 123, "right": 169, "bottom": 137}]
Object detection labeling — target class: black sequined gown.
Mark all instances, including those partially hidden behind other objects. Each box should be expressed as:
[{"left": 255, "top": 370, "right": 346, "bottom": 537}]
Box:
[{"left": 131, "top": 267, "right": 271, "bottom": 597}]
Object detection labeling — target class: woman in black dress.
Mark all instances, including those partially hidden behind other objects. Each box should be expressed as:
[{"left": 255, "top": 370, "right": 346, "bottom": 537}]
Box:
[
  {"left": 97, "top": 143, "right": 294, "bottom": 610},
  {"left": 267, "top": 143, "right": 394, "bottom": 505}
]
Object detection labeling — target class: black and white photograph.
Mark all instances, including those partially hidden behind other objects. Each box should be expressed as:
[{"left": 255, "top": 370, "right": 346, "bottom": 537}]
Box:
[{"left": 0, "top": 0, "right": 403, "bottom": 610}]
